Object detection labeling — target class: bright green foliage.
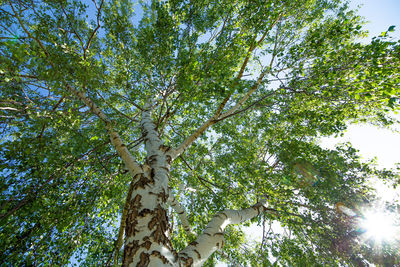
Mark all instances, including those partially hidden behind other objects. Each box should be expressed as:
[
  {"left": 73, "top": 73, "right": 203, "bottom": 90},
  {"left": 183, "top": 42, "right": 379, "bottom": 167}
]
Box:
[{"left": 0, "top": 0, "right": 399, "bottom": 266}]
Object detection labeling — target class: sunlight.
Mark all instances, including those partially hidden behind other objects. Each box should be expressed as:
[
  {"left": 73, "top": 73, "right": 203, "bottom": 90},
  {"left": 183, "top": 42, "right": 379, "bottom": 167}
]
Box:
[{"left": 360, "top": 210, "right": 397, "bottom": 242}]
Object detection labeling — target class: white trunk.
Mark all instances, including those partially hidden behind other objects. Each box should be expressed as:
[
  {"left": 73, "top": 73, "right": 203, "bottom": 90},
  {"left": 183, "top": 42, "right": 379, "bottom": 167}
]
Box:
[{"left": 123, "top": 103, "right": 176, "bottom": 266}]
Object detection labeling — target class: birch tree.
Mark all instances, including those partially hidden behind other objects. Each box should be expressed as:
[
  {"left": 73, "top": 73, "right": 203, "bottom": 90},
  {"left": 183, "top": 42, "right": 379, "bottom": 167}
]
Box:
[{"left": 1, "top": 0, "right": 399, "bottom": 266}]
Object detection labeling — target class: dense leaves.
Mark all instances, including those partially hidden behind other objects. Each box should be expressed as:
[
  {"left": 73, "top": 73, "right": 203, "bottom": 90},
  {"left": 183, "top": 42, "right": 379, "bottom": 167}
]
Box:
[{"left": 1, "top": 0, "right": 399, "bottom": 266}]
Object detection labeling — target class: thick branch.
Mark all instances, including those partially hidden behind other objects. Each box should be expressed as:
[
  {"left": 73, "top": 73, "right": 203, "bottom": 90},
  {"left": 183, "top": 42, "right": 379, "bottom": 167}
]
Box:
[
  {"left": 67, "top": 85, "right": 142, "bottom": 176},
  {"left": 178, "top": 199, "right": 270, "bottom": 266},
  {"left": 141, "top": 101, "right": 170, "bottom": 188}
]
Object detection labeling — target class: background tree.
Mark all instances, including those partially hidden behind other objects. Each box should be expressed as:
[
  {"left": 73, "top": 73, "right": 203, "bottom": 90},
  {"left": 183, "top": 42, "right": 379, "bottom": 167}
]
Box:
[{"left": 0, "top": 0, "right": 399, "bottom": 266}]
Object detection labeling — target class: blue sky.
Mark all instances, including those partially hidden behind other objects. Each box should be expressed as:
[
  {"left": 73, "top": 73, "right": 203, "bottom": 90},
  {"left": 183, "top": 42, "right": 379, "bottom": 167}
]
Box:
[{"left": 349, "top": 0, "right": 400, "bottom": 39}]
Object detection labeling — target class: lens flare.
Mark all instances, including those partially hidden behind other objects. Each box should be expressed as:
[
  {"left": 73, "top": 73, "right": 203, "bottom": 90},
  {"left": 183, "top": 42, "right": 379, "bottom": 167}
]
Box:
[{"left": 360, "top": 210, "right": 397, "bottom": 242}]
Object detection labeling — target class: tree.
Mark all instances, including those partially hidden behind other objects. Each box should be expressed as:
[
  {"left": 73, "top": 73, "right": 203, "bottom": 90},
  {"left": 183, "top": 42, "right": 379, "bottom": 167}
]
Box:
[{"left": 1, "top": 0, "right": 399, "bottom": 266}]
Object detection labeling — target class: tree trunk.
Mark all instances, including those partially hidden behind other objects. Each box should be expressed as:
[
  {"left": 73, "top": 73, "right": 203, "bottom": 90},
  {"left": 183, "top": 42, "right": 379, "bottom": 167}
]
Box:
[
  {"left": 121, "top": 103, "right": 271, "bottom": 266},
  {"left": 122, "top": 170, "right": 176, "bottom": 266},
  {"left": 122, "top": 104, "right": 176, "bottom": 266}
]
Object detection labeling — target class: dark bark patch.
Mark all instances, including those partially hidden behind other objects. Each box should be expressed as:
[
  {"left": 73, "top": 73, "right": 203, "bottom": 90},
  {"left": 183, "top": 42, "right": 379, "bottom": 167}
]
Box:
[
  {"left": 157, "top": 189, "right": 168, "bottom": 202},
  {"left": 138, "top": 208, "right": 152, "bottom": 217},
  {"left": 143, "top": 240, "right": 152, "bottom": 250},
  {"left": 166, "top": 155, "right": 172, "bottom": 164},
  {"left": 138, "top": 252, "right": 150, "bottom": 266},
  {"left": 193, "top": 249, "right": 201, "bottom": 259},
  {"left": 123, "top": 183, "right": 174, "bottom": 265},
  {"left": 149, "top": 155, "right": 157, "bottom": 164},
  {"left": 123, "top": 195, "right": 143, "bottom": 265},
  {"left": 160, "top": 166, "right": 170, "bottom": 172},
  {"left": 149, "top": 205, "right": 170, "bottom": 244},
  {"left": 159, "top": 145, "right": 171, "bottom": 152},
  {"left": 125, "top": 195, "right": 142, "bottom": 238},
  {"left": 151, "top": 250, "right": 170, "bottom": 264},
  {"left": 133, "top": 173, "right": 154, "bottom": 190},
  {"left": 122, "top": 240, "right": 139, "bottom": 266},
  {"left": 148, "top": 215, "right": 158, "bottom": 230},
  {"left": 179, "top": 255, "right": 194, "bottom": 267}
]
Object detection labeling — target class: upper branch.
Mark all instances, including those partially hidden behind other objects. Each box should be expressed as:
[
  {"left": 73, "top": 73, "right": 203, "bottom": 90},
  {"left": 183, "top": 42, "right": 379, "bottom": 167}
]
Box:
[
  {"left": 169, "top": 16, "right": 283, "bottom": 162},
  {"left": 9, "top": 2, "right": 142, "bottom": 176}
]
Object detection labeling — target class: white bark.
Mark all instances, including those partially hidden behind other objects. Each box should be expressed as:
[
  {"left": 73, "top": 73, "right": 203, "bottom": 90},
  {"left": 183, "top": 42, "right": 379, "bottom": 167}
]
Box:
[
  {"left": 178, "top": 199, "right": 269, "bottom": 266},
  {"left": 141, "top": 102, "right": 169, "bottom": 191}
]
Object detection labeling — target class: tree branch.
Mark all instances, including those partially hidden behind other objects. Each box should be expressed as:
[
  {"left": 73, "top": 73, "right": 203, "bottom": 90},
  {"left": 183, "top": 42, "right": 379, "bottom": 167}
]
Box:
[
  {"left": 168, "top": 193, "right": 194, "bottom": 236},
  {"left": 9, "top": 2, "right": 142, "bottom": 177},
  {"left": 84, "top": 0, "right": 104, "bottom": 59},
  {"left": 67, "top": 85, "right": 142, "bottom": 176},
  {"left": 178, "top": 199, "right": 271, "bottom": 266},
  {"left": 113, "top": 176, "right": 136, "bottom": 266},
  {"left": 169, "top": 16, "right": 283, "bottom": 162}
]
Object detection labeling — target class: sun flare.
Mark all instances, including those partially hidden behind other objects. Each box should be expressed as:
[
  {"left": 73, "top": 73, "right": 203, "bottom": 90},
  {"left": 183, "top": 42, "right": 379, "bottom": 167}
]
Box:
[{"left": 361, "top": 210, "right": 397, "bottom": 242}]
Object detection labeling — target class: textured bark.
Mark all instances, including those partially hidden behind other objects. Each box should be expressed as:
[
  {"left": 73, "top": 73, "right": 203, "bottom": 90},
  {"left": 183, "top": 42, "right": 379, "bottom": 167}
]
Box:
[{"left": 123, "top": 103, "right": 176, "bottom": 266}]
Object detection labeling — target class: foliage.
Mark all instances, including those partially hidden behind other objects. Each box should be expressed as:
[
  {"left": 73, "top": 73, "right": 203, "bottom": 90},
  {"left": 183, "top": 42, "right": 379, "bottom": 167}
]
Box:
[{"left": 0, "top": 0, "right": 399, "bottom": 266}]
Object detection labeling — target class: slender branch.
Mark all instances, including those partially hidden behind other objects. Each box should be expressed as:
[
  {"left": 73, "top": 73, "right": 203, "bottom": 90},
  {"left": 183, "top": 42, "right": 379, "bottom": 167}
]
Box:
[
  {"left": 0, "top": 139, "right": 110, "bottom": 220},
  {"left": 180, "top": 155, "right": 219, "bottom": 194},
  {"left": 217, "top": 18, "right": 282, "bottom": 121},
  {"left": 84, "top": 0, "right": 104, "bottom": 58},
  {"left": 167, "top": 48, "right": 255, "bottom": 161},
  {"left": 168, "top": 194, "right": 194, "bottom": 235},
  {"left": 113, "top": 176, "right": 136, "bottom": 266},
  {"left": 169, "top": 16, "right": 283, "bottom": 162},
  {"left": 60, "top": 5, "right": 85, "bottom": 52},
  {"left": 217, "top": 71, "right": 267, "bottom": 120},
  {"left": 216, "top": 91, "right": 275, "bottom": 122},
  {"left": 38, "top": 96, "right": 65, "bottom": 140}
]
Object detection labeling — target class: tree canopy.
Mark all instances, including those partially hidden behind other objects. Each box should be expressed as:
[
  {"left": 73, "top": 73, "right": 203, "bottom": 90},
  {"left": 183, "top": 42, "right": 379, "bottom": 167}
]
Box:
[{"left": 0, "top": 0, "right": 399, "bottom": 266}]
